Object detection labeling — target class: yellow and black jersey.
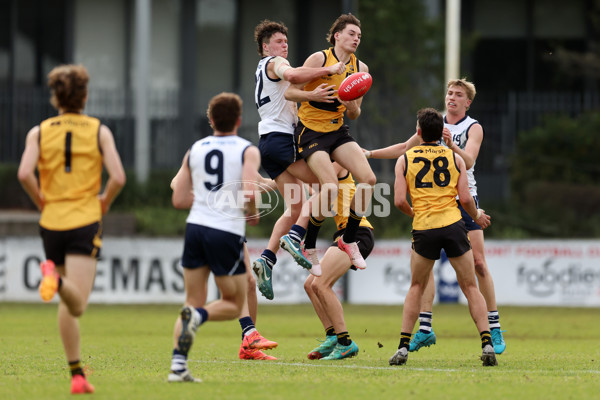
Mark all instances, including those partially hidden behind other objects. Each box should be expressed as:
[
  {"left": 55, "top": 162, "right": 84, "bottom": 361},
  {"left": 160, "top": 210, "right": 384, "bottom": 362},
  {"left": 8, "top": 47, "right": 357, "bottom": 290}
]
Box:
[
  {"left": 297, "top": 48, "right": 359, "bottom": 132},
  {"left": 38, "top": 113, "right": 103, "bottom": 230},
  {"left": 334, "top": 171, "right": 373, "bottom": 231},
  {"left": 404, "top": 143, "right": 462, "bottom": 230}
]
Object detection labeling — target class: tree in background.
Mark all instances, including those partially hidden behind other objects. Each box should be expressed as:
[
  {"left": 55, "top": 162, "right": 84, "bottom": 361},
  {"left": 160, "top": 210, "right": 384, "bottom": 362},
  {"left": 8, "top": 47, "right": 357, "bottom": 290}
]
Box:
[
  {"left": 509, "top": 111, "right": 600, "bottom": 237},
  {"left": 547, "top": 1, "right": 600, "bottom": 89},
  {"left": 357, "top": 0, "right": 444, "bottom": 183}
]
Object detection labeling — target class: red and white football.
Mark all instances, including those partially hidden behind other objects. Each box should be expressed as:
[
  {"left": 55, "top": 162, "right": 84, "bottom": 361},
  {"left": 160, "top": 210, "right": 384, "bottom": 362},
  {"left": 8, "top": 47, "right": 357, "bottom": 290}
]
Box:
[{"left": 338, "top": 72, "right": 372, "bottom": 101}]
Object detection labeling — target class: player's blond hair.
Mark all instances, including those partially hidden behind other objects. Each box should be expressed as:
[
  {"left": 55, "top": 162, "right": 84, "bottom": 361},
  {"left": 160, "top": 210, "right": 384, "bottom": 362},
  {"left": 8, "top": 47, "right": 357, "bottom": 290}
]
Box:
[{"left": 447, "top": 78, "right": 476, "bottom": 101}]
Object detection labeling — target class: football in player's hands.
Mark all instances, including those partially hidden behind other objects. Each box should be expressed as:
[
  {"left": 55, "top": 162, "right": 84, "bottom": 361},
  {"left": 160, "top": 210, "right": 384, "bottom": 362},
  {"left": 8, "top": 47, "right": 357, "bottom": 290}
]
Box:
[{"left": 338, "top": 72, "right": 373, "bottom": 101}]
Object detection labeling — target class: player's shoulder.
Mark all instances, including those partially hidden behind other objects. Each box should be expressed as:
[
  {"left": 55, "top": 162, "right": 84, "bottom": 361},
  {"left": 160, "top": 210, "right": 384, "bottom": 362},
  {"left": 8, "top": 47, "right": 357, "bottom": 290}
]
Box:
[
  {"left": 24, "top": 124, "right": 41, "bottom": 144},
  {"left": 306, "top": 50, "right": 327, "bottom": 64},
  {"left": 258, "top": 55, "right": 274, "bottom": 65},
  {"left": 461, "top": 114, "right": 480, "bottom": 127},
  {"left": 243, "top": 143, "right": 260, "bottom": 156},
  {"left": 465, "top": 116, "right": 484, "bottom": 137},
  {"left": 468, "top": 117, "right": 483, "bottom": 129},
  {"left": 357, "top": 59, "right": 368, "bottom": 72},
  {"left": 270, "top": 55, "right": 287, "bottom": 64}
]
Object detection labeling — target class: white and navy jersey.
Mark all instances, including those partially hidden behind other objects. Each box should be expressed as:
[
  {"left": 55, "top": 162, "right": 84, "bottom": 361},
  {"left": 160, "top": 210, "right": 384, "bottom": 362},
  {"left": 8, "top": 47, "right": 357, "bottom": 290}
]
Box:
[
  {"left": 255, "top": 56, "right": 297, "bottom": 136},
  {"left": 443, "top": 115, "right": 479, "bottom": 196},
  {"left": 186, "top": 135, "right": 252, "bottom": 237}
]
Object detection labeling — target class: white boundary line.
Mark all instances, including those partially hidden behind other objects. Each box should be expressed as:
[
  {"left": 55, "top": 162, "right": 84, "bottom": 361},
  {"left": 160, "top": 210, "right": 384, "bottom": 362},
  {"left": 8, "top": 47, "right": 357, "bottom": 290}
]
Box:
[{"left": 191, "top": 359, "right": 600, "bottom": 374}]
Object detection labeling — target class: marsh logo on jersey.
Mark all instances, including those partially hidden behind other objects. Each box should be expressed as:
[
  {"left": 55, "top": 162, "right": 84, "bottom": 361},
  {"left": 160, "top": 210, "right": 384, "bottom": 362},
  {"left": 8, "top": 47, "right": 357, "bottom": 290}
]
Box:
[{"left": 206, "top": 180, "right": 279, "bottom": 220}]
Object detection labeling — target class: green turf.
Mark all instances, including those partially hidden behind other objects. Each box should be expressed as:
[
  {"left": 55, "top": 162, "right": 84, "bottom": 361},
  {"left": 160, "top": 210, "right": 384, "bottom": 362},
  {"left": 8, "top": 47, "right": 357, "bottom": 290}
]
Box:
[{"left": 1, "top": 303, "right": 599, "bottom": 399}]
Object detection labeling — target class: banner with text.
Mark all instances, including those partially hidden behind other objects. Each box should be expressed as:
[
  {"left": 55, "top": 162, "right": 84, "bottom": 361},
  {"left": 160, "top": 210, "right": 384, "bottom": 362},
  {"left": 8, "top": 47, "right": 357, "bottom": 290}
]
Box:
[{"left": 1, "top": 238, "right": 599, "bottom": 306}]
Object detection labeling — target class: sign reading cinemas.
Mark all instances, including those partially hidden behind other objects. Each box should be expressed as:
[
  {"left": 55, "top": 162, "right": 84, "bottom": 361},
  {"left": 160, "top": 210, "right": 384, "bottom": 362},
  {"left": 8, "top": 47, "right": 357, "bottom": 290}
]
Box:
[{"left": 0, "top": 237, "right": 218, "bottom": 304}]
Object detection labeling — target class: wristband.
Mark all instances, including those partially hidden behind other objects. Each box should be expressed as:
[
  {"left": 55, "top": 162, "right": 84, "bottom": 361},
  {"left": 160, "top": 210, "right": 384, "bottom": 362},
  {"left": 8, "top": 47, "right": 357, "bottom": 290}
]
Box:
[
  {"left": 476, "top": 209, "right": 482, "bottom": 220},
  {"left": 273, "top": 56, "right": 292, "bottom": 80},
  {"left": 366, "top": 150, "right": 372, "bottom": 159}
]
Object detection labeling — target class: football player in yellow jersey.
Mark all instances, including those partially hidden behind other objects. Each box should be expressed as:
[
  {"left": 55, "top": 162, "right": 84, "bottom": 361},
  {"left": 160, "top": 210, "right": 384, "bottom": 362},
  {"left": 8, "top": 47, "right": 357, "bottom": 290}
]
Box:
[
  {"left": 285, "top": 13, "right": 376, "bottom": 273},
  {"left": 302, "top": 164, "right": 374, "bottom": 360},
  {"left": 17, "top": 64, "right": 126, "bottom": 394},
  {"left": 388, "top": 108, "right": 497, "bottom": 367},
  {"left": 365, "top": 79, "right": 506, "bottom": 355}
]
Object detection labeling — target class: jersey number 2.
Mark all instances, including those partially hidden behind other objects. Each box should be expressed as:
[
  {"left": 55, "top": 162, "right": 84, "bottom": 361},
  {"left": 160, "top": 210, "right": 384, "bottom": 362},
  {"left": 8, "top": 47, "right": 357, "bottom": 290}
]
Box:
[{"left": 255, "top": 73, "right": 271, "bottom": 108}]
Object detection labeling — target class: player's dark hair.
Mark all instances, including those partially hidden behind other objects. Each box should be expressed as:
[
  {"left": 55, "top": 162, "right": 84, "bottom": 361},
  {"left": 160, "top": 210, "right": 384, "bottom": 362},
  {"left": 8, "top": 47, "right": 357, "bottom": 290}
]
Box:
[
  {"left": 327, "top": 13, "right": 361, "bottom": 46},
  {"left": 254, "top": 20, "right": 288, "bottom": 56},
  {"left": 207, "top": 92, "right": 243, "bottom": 133},
  {"left": 48, "top": 64, "right": 89, "bottom": 112},
  {"left": 417, "top": 108, "right": 444, "bottom": 142}
]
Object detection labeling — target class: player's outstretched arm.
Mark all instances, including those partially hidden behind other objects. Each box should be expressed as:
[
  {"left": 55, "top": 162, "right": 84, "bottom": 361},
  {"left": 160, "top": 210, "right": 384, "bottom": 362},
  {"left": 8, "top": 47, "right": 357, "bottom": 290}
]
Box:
[
  {"left": 270, "top": 56, "right": 345, "bottom": 84},
  {"left": 365, "top": 133, "right": 420, "bottom": 160},
  {"left": 284, "top": 52, "right": 330, "bottom": 103},
  {"left": 286, "top": 82, "right": 338, "bottom": 103}
]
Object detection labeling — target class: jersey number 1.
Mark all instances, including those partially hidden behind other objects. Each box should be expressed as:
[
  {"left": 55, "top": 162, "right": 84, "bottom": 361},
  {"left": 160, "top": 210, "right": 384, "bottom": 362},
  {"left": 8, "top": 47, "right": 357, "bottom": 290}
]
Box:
[{"left": 65, "top": 131, "right": 72, "bottom": 173}]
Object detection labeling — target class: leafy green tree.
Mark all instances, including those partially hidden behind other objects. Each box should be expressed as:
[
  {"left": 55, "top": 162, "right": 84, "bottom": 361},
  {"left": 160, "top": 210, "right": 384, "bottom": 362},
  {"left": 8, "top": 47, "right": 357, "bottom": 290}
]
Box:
[
  {"left": 509, "top": 112, "right": 600, "bottom": 237},
  {"left": 511, "top": 112, "right": 600, "bottom": 187}
]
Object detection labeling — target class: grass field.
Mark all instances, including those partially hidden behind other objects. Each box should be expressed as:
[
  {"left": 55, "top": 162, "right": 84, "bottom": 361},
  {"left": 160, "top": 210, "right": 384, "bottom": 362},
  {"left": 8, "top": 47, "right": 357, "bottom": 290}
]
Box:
[{"left": 1, "top": 303, "right": 599, "bottom": 399}]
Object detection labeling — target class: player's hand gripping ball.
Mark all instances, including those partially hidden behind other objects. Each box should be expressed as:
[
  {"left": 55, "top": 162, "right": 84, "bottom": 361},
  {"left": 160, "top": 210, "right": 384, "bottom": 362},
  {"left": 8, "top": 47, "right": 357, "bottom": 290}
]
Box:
[{"left": 338, "top": 72, "right": 372, "bottom": 101}]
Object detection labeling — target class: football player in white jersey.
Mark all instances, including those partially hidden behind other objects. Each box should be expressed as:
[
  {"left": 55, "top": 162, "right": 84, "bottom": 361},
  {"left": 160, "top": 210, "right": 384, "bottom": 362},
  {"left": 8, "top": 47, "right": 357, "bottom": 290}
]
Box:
[
  {"left": 167, "top": 92, "right": 265, "bottom": 382},
  {"left": 169, "top": 167, "right": 278, "bottom": 361},
  {"left": 252, "top": 20, "right": 345, "bottom": 300},
  {"left": 364, "top": 78, "right": 506, "bottom": 355}
]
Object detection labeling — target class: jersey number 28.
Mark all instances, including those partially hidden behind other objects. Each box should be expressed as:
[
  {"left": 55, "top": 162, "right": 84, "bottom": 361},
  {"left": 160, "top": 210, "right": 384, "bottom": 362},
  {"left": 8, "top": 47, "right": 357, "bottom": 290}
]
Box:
[{"left": 413, "top": 156, "right": 450, "bottom": 188}]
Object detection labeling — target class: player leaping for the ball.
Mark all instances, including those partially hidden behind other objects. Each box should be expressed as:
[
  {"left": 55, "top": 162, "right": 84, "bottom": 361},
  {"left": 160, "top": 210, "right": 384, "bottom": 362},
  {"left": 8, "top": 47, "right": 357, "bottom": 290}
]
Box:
[
  {"left": 282, "top": 13, "right": 376, "bottom": 273},
  {"left": 251, "top": 20, "right": 346, "bottom": 300}
]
